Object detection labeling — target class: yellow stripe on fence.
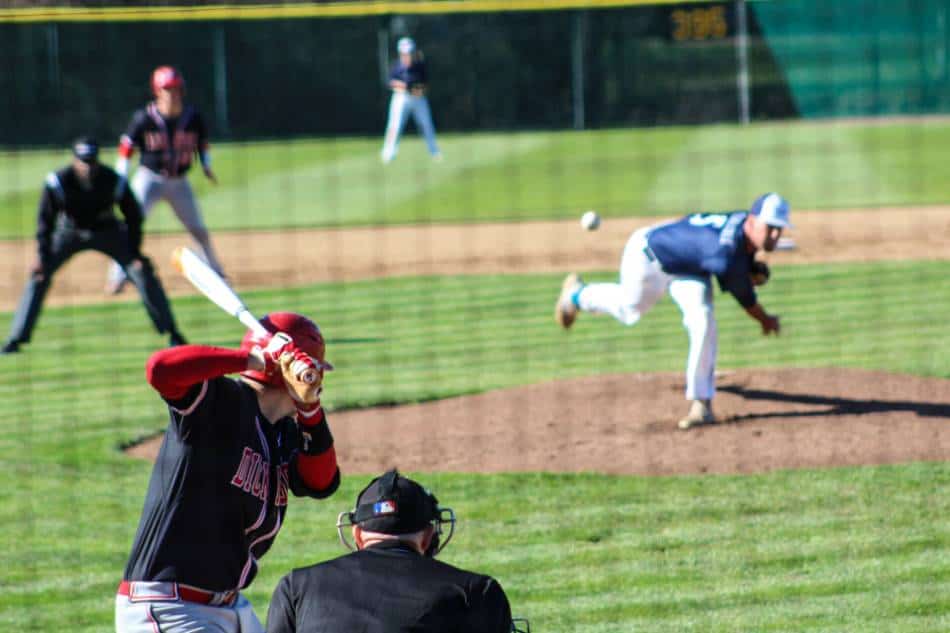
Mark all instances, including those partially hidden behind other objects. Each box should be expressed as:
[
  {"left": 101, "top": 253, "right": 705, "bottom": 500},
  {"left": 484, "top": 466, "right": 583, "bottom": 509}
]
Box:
[{"left": 0, "top": 0, "right": 708, "bottom": 23}]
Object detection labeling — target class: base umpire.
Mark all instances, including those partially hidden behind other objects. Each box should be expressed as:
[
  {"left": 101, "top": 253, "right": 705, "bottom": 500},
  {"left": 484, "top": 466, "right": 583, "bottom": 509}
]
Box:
[
  {"left": 1, "top": 137, "right": 185, "bottom": 355},
  {"left": 266, "top": 469, "right": 524, "bottom": 633}
]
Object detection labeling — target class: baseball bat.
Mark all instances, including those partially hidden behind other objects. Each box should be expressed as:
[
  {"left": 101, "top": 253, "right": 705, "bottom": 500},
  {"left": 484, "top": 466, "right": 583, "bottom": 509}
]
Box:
[{"left": 170, "top": 246, "right": 317, "bottom": 384}]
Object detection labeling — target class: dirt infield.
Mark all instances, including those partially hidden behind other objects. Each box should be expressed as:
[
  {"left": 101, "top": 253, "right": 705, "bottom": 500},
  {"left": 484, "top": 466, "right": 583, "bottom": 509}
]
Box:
[
  {"left": 3, "top": 205, "right": 950, "bottom": 312},
  {"left": 122, "top": 368, "right": 950, "bottom": 475},
  {"left": 5, "top": 205, "right": 949, "bottom": 474}
]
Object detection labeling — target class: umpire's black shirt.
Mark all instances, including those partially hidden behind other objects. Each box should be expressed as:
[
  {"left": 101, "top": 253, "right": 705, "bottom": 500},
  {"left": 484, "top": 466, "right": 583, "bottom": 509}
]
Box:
[
  {"left": 266, "top": 541, "right": 513, "bottom": 633},
  {"left": 37, "top": 164, "right": 142, "bottom": 262}
]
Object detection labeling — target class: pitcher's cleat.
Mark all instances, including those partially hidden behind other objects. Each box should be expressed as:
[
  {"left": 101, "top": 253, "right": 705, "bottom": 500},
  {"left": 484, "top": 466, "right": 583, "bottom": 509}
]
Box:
[
  {"left": 555, "top": 273, "right": 584, "bottom": 329},
  {"left": 678, "top": 399, "right": 716, "bottom": 429}
]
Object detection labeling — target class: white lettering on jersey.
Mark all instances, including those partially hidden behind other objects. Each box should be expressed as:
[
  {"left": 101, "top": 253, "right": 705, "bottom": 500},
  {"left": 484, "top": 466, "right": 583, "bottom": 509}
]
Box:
[{"left": 687, "top": 213, "right": 729, "bottom": 229}]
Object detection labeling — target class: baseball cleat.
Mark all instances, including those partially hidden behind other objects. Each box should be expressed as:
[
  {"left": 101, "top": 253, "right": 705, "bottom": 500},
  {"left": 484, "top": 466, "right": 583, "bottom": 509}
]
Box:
[
  {"left": 678, "top": 399, "right": 716, "bottom": 429},
  {"left": 1, "top": 340, "right": 20, "bottom": 355},
  {"left": 555, "top": 273, "right": 583, "bottom": 329}
]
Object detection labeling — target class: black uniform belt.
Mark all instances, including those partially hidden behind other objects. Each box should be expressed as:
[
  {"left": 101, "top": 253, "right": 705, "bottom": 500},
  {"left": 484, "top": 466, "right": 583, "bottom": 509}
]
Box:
[
  {"left": 643, "top": 244, "right": 658, "bottom": 262},
  {"left": 117, "top": 580, "right": 238, "bottom": 606}
]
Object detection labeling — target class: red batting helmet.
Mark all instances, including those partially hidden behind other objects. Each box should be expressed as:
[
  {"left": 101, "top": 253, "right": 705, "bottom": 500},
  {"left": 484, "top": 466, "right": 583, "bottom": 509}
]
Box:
[
  {"left": 151, "top": 66, "right": 185, "bottom": 95},
  {"left": 240, "top": 312, "right": 332, "bottom": 387}
]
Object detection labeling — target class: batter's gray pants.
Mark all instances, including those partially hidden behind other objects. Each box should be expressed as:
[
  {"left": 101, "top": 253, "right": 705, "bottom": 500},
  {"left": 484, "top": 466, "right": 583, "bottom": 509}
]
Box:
[{"left": 115, "top": 583, "right": 263, "bottom": 633}]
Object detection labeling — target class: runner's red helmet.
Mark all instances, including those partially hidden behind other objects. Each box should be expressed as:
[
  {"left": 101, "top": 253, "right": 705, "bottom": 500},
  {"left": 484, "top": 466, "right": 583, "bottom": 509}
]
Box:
[
  {"left": 151, "top": 66, "right": 185, "bottom": 95},
  {"left": 240, "top": 312, "right": 332, "bottom": 388}
]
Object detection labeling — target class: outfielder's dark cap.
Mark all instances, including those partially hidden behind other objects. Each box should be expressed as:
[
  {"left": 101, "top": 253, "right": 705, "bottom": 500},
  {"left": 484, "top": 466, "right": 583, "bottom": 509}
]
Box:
[
  {"left": 72, "top": 137, "right": 99, "bottom": 163},
  {"left": 353, "top": 469, "right": 438, "bottom": 535}
]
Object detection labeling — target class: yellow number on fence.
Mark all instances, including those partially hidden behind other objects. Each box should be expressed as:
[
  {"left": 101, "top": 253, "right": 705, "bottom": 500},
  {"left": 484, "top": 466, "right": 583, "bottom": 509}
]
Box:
[{"left": 672, "top": 6, "right": 729, "bottom": 42}]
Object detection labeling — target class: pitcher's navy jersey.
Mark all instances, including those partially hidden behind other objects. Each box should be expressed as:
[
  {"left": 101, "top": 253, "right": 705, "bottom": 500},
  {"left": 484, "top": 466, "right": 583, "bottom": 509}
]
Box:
[
  {"left": 123, "top": 377, "right": 329, "bottom": 592},
  {"left": 646, "top": 211, "right": 758, "bottom": 308},
  {"left": 389, "top": 59, "right": 428, "bottom": 90},
  {"left": 120, "top": 103, "right": 208, "bottom": 177}
]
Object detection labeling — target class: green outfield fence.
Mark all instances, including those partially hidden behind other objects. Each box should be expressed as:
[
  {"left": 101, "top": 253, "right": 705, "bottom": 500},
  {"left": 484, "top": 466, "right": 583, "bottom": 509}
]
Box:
[{"left": 3, "top": 0, "right": 950, "bottom": 146}]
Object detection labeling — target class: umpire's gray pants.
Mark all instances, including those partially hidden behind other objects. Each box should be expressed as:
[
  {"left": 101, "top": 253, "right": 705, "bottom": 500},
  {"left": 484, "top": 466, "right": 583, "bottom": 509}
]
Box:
[{"left": 7, "top": 224, "right": 179, "bottom": 344}]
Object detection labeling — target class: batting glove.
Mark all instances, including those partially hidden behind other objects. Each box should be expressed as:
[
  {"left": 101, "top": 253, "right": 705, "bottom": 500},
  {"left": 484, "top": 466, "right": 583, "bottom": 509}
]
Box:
[{"left": 257, "top": 332, "right": 295, "bottom": 377}]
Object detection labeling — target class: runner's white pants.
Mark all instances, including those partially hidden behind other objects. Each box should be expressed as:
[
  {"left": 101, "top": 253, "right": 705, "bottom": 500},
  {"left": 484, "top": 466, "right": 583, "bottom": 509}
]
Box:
[
  {"left": 109, "top": 166, "right": 225, "bottom": 284},
  {"left": 576, "top": 227, "right": 718, "bottom": 401},
  {"left": 115, "top": 583, "right": 263, "bottom": 633},
  {"left": 381, "top": 91, "right": 440, "bottom": 162}
]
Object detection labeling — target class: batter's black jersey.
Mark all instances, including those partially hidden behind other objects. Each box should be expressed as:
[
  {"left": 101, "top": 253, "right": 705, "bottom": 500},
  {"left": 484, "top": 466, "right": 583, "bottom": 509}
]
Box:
[
  {"left": 37, "top": 165, "right": 141, "bottom": 263},
  {"left": 121, "top": 102, "right": 209, "bottom": 177},
  {"left": 266, "top": 541, "right": 513, "bottom": 633},
  {"left": 123, "top": 377, "right": 335, "bottom": 592}
]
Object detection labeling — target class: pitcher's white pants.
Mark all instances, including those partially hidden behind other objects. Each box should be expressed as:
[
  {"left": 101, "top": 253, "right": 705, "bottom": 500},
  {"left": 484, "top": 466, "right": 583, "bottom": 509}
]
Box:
[
  {"left": 576, "top": 228, "right": 718, "bottom": 401},
  {"left": 381, "top": 91, "right": 440, "bottom": 162}
]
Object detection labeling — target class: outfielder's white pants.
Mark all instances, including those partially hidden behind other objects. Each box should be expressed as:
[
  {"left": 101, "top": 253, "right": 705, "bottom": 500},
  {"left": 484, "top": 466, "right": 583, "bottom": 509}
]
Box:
[
  {"left": 109, "top": 166, "right": 225, "bottom": 284},
  {"left": 115, "top": 583, "right": 264, "bottom": 633},
  {"left": 577, "top": 227, "right": 718, "bottom": 401},
  {"left": 381, "top": 91, "right": 440, "bottom": 162}
]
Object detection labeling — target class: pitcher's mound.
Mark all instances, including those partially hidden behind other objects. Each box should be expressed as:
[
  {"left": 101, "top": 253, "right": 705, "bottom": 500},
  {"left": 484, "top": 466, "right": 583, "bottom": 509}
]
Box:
[{"left": 125, "top": 368, "right": 950, "bottom": 475}]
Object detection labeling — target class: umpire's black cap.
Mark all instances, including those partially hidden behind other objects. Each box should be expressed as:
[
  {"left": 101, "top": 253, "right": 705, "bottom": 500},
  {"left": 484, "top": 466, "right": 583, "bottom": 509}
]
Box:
[
  {"left": 72, "top": 136, "right": 100, "bottom": 163},
  {"left": 353, "top": 469, "right": 438, "bottom": 535}
]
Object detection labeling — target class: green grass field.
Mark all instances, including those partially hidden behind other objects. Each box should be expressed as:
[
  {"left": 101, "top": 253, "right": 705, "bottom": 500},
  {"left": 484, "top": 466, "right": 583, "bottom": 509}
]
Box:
[
  {"left": 2, "top": 118, "right": 950, "bottom": 238},
  {"left": 1, "top": 260, "right": 949, "bottom": 631}
]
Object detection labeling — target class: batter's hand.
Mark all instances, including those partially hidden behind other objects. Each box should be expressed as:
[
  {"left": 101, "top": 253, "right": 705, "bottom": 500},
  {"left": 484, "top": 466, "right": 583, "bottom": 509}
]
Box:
[
  {"left": 279, "top": 350, "right": 323, "bottom": 404},
  {"left": 203, "top": 167, "right": 218, "bottom": 185},
  {"left": 255, "top": 332, "right": 294, "bottom": 378}
]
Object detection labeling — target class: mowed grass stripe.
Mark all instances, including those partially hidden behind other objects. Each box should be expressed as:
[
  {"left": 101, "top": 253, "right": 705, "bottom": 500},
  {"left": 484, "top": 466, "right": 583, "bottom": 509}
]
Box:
[{"left": 5, "top": 119, "right": 950, "bottom": 237}]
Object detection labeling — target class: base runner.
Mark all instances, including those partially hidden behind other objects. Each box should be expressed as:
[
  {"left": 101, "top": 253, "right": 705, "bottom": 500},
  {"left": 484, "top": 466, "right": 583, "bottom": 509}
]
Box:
[{"left": 107, "top": 65, "right": 225, "bottom": 294}]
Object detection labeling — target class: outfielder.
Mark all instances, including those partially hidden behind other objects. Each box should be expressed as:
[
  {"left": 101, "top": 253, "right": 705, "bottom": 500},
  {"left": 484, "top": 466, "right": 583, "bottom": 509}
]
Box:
[
  {"left": 115, "top": 312, "right": 340, "bottom": 633},
  {"left": 555, "top": 193, "right": 790, "bottom": 429},
  {"left": 380, "top": 37, "right": 442, "bottom": 164},
  {"left": 1, "top": 137, "right": 185, "bottom": 355},
  {"left": 107, "top": 65, "right": 225, "bottom": 294}
]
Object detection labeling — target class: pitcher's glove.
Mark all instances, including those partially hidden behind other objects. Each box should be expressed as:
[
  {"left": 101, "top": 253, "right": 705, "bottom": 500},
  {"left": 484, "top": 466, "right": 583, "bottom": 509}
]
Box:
[{"left": 750, "top": 260, "right": 771, "bottom": 287}]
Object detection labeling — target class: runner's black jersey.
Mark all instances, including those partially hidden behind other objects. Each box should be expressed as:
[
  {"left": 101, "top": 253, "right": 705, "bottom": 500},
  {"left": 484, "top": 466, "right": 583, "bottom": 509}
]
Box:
[
  {"left": 123, "top": 377, "right": 333, "bottom": 592},
  {"left": 120, "top": 103, "right": 208, "bottom": 177}
]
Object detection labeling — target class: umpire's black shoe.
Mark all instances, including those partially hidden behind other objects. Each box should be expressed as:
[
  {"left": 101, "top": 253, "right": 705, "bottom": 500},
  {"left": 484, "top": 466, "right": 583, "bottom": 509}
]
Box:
[
  {"left": 168, "top": 331, "right": 188, "bottom": 347},
  {"left": 1, "top": 340, "right": 21, "bottom": 355}
]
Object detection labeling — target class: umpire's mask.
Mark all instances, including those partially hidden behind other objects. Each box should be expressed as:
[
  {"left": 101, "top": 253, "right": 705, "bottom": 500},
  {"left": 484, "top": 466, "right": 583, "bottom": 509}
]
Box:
[{"left": 336, "top": 469, "right": 455, "bottom": 557}]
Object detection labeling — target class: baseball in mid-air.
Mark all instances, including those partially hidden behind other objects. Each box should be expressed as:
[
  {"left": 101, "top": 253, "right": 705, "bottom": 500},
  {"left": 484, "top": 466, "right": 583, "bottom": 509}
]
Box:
[{"left": 580, "top": 210, "right": 601, "bottom": 231}]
